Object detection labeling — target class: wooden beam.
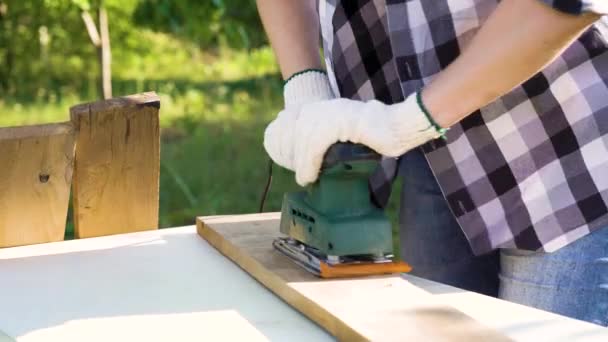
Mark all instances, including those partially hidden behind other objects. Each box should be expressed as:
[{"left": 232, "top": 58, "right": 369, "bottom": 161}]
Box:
[
  {"left": 196, "top": 213, "right": 511, "bottom": 341},
  {"left": 70, "top": 92, "right": 160, "bottom": 238},
  {"left": 0, "top": 123, "right": 75, "bottom": 247}
]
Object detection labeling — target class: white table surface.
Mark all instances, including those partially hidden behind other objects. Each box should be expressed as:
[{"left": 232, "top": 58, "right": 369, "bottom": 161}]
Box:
[
  {"left": 0, "top": 226, "right": 332, "bottom": 342},
  {"left": 0, "top": 224, "right": 606, "bottom": 341}
]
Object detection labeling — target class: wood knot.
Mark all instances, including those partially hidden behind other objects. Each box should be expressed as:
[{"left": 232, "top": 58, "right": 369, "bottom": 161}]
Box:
[{"left": 39, "top": 173, "right": 50, "bottom": 183}]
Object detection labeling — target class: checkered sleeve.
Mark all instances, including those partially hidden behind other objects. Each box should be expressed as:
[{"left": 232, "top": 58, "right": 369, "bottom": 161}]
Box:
[{"left": 539, "top": 0, "right": 608, "bottom": 15}]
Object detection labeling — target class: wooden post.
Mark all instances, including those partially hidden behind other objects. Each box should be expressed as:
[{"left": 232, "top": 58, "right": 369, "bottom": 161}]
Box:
[
  {"left": 70, "top": 92, "right": 160, "bottom": 238},
  {"left": 0, "top": 123, "right": 75, "bottom": 247}
]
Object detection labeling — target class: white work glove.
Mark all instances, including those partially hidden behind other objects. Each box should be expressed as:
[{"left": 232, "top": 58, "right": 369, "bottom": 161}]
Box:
[
  {"left": 265, "top": 92, "right": 444, "bottom": 186},
  {"left": 263, "top": 70, "right": 334, "bottom": 170}
]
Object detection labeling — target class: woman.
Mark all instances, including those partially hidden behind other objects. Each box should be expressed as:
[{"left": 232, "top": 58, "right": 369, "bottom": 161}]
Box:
[{"left": 257, "top": 0, "right": 608, "bottom": 325}]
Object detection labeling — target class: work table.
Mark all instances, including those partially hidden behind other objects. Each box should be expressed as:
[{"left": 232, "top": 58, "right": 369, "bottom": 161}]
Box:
[{"left": 0, "top": 216, "right": 606, "bottom": 341}]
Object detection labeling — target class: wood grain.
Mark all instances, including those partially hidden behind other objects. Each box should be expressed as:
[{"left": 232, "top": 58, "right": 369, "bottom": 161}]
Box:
[
  {"left": 197, "top": 213, "right": 511, "bottom": 342},
  {"left": 70, "top": 92, "right": 160, "bottom": 238},
  {"left": 0, "top": 123, "right": 75, "bottom": 247}
]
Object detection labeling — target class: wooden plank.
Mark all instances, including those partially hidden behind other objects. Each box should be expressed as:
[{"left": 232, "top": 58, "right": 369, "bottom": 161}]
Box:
[
  {"left": 70, "top": 92, "right": 160, "bottom": 238},
  {"left": 196, "top": 213, "right": 511, "bottom": 341},
  {"left": 0, "top": 123, "right": 74, "bottom": 247}
]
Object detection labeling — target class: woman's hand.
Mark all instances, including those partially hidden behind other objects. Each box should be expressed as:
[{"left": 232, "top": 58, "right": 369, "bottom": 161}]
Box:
[
  {"left": 264, "top": 71, "right": 334, "bottom": 171},
  {"left": 264, "top": 93, "right": 441, "bottom": 186}
]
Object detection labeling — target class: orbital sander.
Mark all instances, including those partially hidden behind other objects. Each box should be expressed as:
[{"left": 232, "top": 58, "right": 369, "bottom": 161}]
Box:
[{"left": 273, "top": 143, "right": 411, "bottom": 278}]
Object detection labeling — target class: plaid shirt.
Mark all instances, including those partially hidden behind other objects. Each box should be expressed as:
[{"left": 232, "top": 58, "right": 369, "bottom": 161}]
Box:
[{"left": 319, "top": 0, "right": 608, "bottom": 255}]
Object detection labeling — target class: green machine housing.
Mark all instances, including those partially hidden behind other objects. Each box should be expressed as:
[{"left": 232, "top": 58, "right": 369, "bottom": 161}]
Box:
[{"left": 279, "top": 143, "right": 394, "bottom": 257}]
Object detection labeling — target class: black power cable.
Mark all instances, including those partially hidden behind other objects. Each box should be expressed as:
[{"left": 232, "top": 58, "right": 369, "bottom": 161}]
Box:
[{"left": 258, "top": 159, "right": 273, "bottom": 213}]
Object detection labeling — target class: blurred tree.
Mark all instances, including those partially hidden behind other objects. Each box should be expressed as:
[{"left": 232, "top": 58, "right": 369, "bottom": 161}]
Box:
[
  {"left": 0, "top": 0, "right": 98, "bottom": 99},
  {"left": 0, "top": 0, "right": 267, "bottom": 102},
  {"left": 132, "top": 0, "right": 266, "bottom": 52},
  {"left": 78, "top": 0, "right": 112, "bottom": 99}
]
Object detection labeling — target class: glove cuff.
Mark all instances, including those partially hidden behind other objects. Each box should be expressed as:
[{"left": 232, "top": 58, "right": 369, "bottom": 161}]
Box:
[
  {"left": 415, "top": 91, "right": 448, "bottom": 139},
  {"left": 388, "top": 93, "right": 443, "bottom": 152},
  {"left": 284, "top": 70, "right": 334, "bottom": 108}
]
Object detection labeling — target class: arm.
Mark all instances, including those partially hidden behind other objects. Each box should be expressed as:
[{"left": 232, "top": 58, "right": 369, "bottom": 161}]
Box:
[
  {"left": 263, "top": 0, "right": 603, "bottom": 185},
  {"left": 256, "top": 0, "right": 322, "bottom": 79},
  {"left": 423, "top": 0, "right": 601, "bottom": 128},
  {"left": 257, "top": 0, "right": 334, "bottom": 171}
]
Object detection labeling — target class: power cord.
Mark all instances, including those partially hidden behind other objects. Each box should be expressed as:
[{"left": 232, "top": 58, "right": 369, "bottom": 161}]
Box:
[{"left": 258, "top": 159, "right": 273, "bottom": 213}]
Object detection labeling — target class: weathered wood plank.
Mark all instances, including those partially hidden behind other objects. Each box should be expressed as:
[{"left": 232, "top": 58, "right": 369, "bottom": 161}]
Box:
[
  {"left": 196, "top": 213, "right": 511, "bottom": 341},
  {"left": 70, "top": 92, "right": 160, "bottom": 238},
  {"left": 0, "top": 123, "right": 75, "bottom": 247}
]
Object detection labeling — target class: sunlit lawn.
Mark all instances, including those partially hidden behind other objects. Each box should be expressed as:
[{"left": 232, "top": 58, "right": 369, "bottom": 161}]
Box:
[
  {"left": 0, "top": 76, "right": 301, "bottom": 232},
  {"left": 0, "top": 44, "right": 401, "bottom": 248}
]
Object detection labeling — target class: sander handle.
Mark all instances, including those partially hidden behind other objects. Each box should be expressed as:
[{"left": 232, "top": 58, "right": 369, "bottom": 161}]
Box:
[{"left": 321, "top": 142, "right": 380, "bottom": 170}]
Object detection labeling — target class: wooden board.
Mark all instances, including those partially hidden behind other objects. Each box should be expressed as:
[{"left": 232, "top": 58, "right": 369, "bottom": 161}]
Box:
[
  {"left": 70, "top": 92, "right": 160, "bottom": 238},
  {"left": 0, "top": 123, "right": 75, "bottom": 247},
  {"left": 197, "top": 213, "right": 511, "bottom": 341}
]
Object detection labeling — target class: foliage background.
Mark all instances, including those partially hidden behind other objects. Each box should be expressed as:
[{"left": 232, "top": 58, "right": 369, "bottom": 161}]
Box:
[{"left": 0, "top": 0, "right": 401, "bottom": 240}]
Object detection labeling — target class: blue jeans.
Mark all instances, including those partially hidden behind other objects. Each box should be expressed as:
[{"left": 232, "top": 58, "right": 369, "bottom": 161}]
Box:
[{"left": 398, "top": 148, "right": 608, "bottom": 326}]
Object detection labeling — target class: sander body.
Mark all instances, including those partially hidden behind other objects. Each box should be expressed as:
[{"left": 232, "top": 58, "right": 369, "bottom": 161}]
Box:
[{"left": 274, "top": 143, "right": 411, "bottom": 278}]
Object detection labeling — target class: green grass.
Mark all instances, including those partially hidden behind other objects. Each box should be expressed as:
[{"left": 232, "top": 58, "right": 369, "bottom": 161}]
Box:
[
  {"left": 0, "top": 60, "right": 301, "bottom": 231},
  {"left": 0, "top": 75, "right": 402, "bottom": 239},
  {"left": 0, "top": 31, "right": 295, "bottom": 226},
  {"left": 0, "top": 32, "right": 403, "bottom": 247},
  {"left": 155, "top": 75, "right": 301, "bottom": 227}
]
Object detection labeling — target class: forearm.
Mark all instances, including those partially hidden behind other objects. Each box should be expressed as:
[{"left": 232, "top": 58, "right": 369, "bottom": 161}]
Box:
[
  {"left": 423, "top": 0, "right": 600, "bottom": 128},
  {"left": 256, "top": 0, "right": 322, "bottom": 79}
]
